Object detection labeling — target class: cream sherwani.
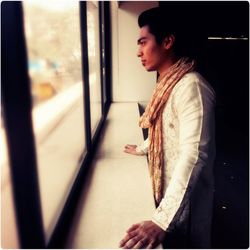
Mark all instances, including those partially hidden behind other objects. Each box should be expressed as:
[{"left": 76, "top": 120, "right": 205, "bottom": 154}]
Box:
[{"left": 137, "top": 72, "right": 215, "bottom": 247}]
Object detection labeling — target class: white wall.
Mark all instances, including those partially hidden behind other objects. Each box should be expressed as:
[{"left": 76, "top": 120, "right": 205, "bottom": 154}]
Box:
[{"left": 111, "top": 1, "right": 159, "bottom": 102}]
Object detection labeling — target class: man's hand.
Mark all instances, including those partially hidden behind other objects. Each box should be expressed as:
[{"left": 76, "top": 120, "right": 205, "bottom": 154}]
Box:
[
  {"left": 124, "top": 144, "right": 144, "bottom": 155},
  {"left": 119, "top": 221, "right": 166, "bottom": 249}
]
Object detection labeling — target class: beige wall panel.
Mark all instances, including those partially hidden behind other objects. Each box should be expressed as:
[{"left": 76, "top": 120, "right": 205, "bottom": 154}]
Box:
[{"left": 111, "top": 1, "right": 159, "bottom": 102}]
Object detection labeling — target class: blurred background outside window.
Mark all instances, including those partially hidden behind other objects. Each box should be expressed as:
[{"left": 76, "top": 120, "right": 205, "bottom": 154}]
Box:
[
  {"left": 1, "top": 114, "right": 20, "bottom": 248},
  {"left": 23, "top": 0, "right": 86, "bottom": 241}
]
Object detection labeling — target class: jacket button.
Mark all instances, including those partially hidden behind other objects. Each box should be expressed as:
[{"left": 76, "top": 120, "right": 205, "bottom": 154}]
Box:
[{"left": 169, "top": 123, "right": 174, "bottom": 128}]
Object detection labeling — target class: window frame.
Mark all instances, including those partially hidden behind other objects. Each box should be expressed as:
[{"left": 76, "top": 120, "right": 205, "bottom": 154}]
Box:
[
  {"left": 1, "top": 1, "right": 111, "bottom": 248},
  {"left": 1, "top": 2, "right": 45, "bottom": 248}
]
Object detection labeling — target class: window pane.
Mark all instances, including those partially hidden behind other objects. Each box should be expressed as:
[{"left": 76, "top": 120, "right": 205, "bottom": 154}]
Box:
[
  {"left": 1, "top": 115, "right": 20, "bottom": 248},
  {"left": 87, "top": 1, "right": 102, "bottom": 137},
  {"left": 23, "top": 1, "right": 85, "bottom": 241}
]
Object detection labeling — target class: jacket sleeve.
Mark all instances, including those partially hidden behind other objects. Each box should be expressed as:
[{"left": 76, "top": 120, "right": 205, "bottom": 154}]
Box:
[
  {"left": 136, "top": 138, "right": 149, "bottom": 155},
  {"left": 151, "top": 77, "right": 215, "bottom": 231}
]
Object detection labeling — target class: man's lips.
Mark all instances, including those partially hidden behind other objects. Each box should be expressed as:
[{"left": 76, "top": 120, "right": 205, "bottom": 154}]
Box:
[{"left": 141, "top": 60, "right": 146, "bottom": 65}]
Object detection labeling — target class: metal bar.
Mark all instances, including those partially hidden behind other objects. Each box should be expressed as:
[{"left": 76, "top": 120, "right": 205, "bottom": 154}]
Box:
[
  {"left": 1, "top": 2, "right": 45, "bottom": 248},
  {"left": 80, "top": 1, "right": 92, "bottom": 151},
  {"left": 99, "top": 1, "right": 105, "bottom": 116},
  {"left": 103, "top": 1, "right": 112, "bottom": 105}
]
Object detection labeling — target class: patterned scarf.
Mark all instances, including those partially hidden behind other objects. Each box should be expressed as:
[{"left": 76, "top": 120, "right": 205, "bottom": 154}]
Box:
[{"left": 139, "top": 57, "right": 196, "bottom": 205}]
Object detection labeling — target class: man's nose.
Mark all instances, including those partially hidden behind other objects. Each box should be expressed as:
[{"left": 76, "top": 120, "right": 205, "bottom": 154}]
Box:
[{"left": 137, "top": 48, "right": 142, "bottom": 57}]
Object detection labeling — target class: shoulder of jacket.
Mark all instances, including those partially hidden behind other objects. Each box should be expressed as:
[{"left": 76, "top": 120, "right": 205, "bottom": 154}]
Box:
[
  {"left": 171, "top": 72, "right": 199, "bottom": 94},
  {"left": 178, "top": 71, "right": 203, "bottom": 86},
  {"left": 173, "top": 71, "right": 214, "bottom": 94},
  {"left": 172, "top": 71, "right": 216, "bottom": 106}
]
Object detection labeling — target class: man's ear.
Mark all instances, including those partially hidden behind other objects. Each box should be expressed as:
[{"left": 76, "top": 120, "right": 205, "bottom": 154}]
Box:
[{"left": 163, "top": 35, "right": 175, "bottom": 50}]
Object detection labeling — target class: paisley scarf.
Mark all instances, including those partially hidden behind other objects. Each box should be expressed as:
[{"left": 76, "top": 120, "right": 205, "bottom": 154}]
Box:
[{"left": 139, "top": 57, "right": 195, "bottom": 204}]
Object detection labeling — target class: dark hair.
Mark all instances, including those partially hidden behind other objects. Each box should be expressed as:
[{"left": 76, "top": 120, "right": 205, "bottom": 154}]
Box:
[{"left": 138, "top": 7, "right": 206, "bottom": 58}]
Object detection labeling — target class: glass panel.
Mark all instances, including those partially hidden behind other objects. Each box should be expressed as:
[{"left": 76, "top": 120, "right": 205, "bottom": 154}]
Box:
[
  {"left": 23, "top": 1, "right": 85, "bottom": 241},
  {"left": 1, "top": 114, "right": 20, "bottom": 248},
  {"left": 87, "top": 1, "right": 102, "bottom": 137}
]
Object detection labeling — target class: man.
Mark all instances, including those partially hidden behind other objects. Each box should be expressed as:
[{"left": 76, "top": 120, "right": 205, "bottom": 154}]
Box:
[{"left": 119, "top": 7, "right": 215, "bottom": 249}]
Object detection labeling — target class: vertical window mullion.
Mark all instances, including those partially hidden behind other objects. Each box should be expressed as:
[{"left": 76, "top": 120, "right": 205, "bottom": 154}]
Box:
[
  {"left": 103, "top": 1, "right": 112, "bottom": 108},
  {"left": 1, "top": 2, "right": 45, "bottom": 248},
  {"left": 99, "top": 1, "right": 105, "bottom": 116},
  {"left": 80, "top": 1, "right": 91, "bottom": 151}
]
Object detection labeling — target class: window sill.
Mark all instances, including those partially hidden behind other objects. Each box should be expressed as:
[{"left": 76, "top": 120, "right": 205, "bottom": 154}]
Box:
[{"left": 66, "top": 103, "right": 162, "bottom": 249}]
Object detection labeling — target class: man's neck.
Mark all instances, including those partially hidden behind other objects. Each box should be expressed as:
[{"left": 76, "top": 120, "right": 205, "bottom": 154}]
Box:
[{"left": 158, "top": 55, "right": 179, "bottom": 78}]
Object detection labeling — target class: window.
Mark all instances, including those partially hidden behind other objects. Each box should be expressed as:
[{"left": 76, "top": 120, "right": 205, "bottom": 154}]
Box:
[
  {"left": 23, "top": 0, "right": 86, "bottom": 241},
  {"left": 2, "top": 1, "right": 111, "bottom": 247}
]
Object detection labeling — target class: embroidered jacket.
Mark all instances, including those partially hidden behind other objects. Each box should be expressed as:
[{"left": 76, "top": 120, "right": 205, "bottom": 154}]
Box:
[{"left": 137, "top": 72, "right": 215, "bottom": 246}]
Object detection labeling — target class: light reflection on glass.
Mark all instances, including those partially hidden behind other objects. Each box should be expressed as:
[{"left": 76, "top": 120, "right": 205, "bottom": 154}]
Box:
[{"left": 87, "top": 1, "right": 102, "bottom": 137}]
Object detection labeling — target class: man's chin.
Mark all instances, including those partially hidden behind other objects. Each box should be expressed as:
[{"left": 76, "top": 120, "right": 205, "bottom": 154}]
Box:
[
  {"left": 143, "top": 64, "right": 156, "bottom": 72},
  {"left": 145, "top": 67, "right": 155, "bottom": 72}
]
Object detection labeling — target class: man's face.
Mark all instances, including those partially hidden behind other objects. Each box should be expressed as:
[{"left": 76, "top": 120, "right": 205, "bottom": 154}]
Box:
[{"left": 137, "top": 25, "right": 167, "bottom": 72}]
